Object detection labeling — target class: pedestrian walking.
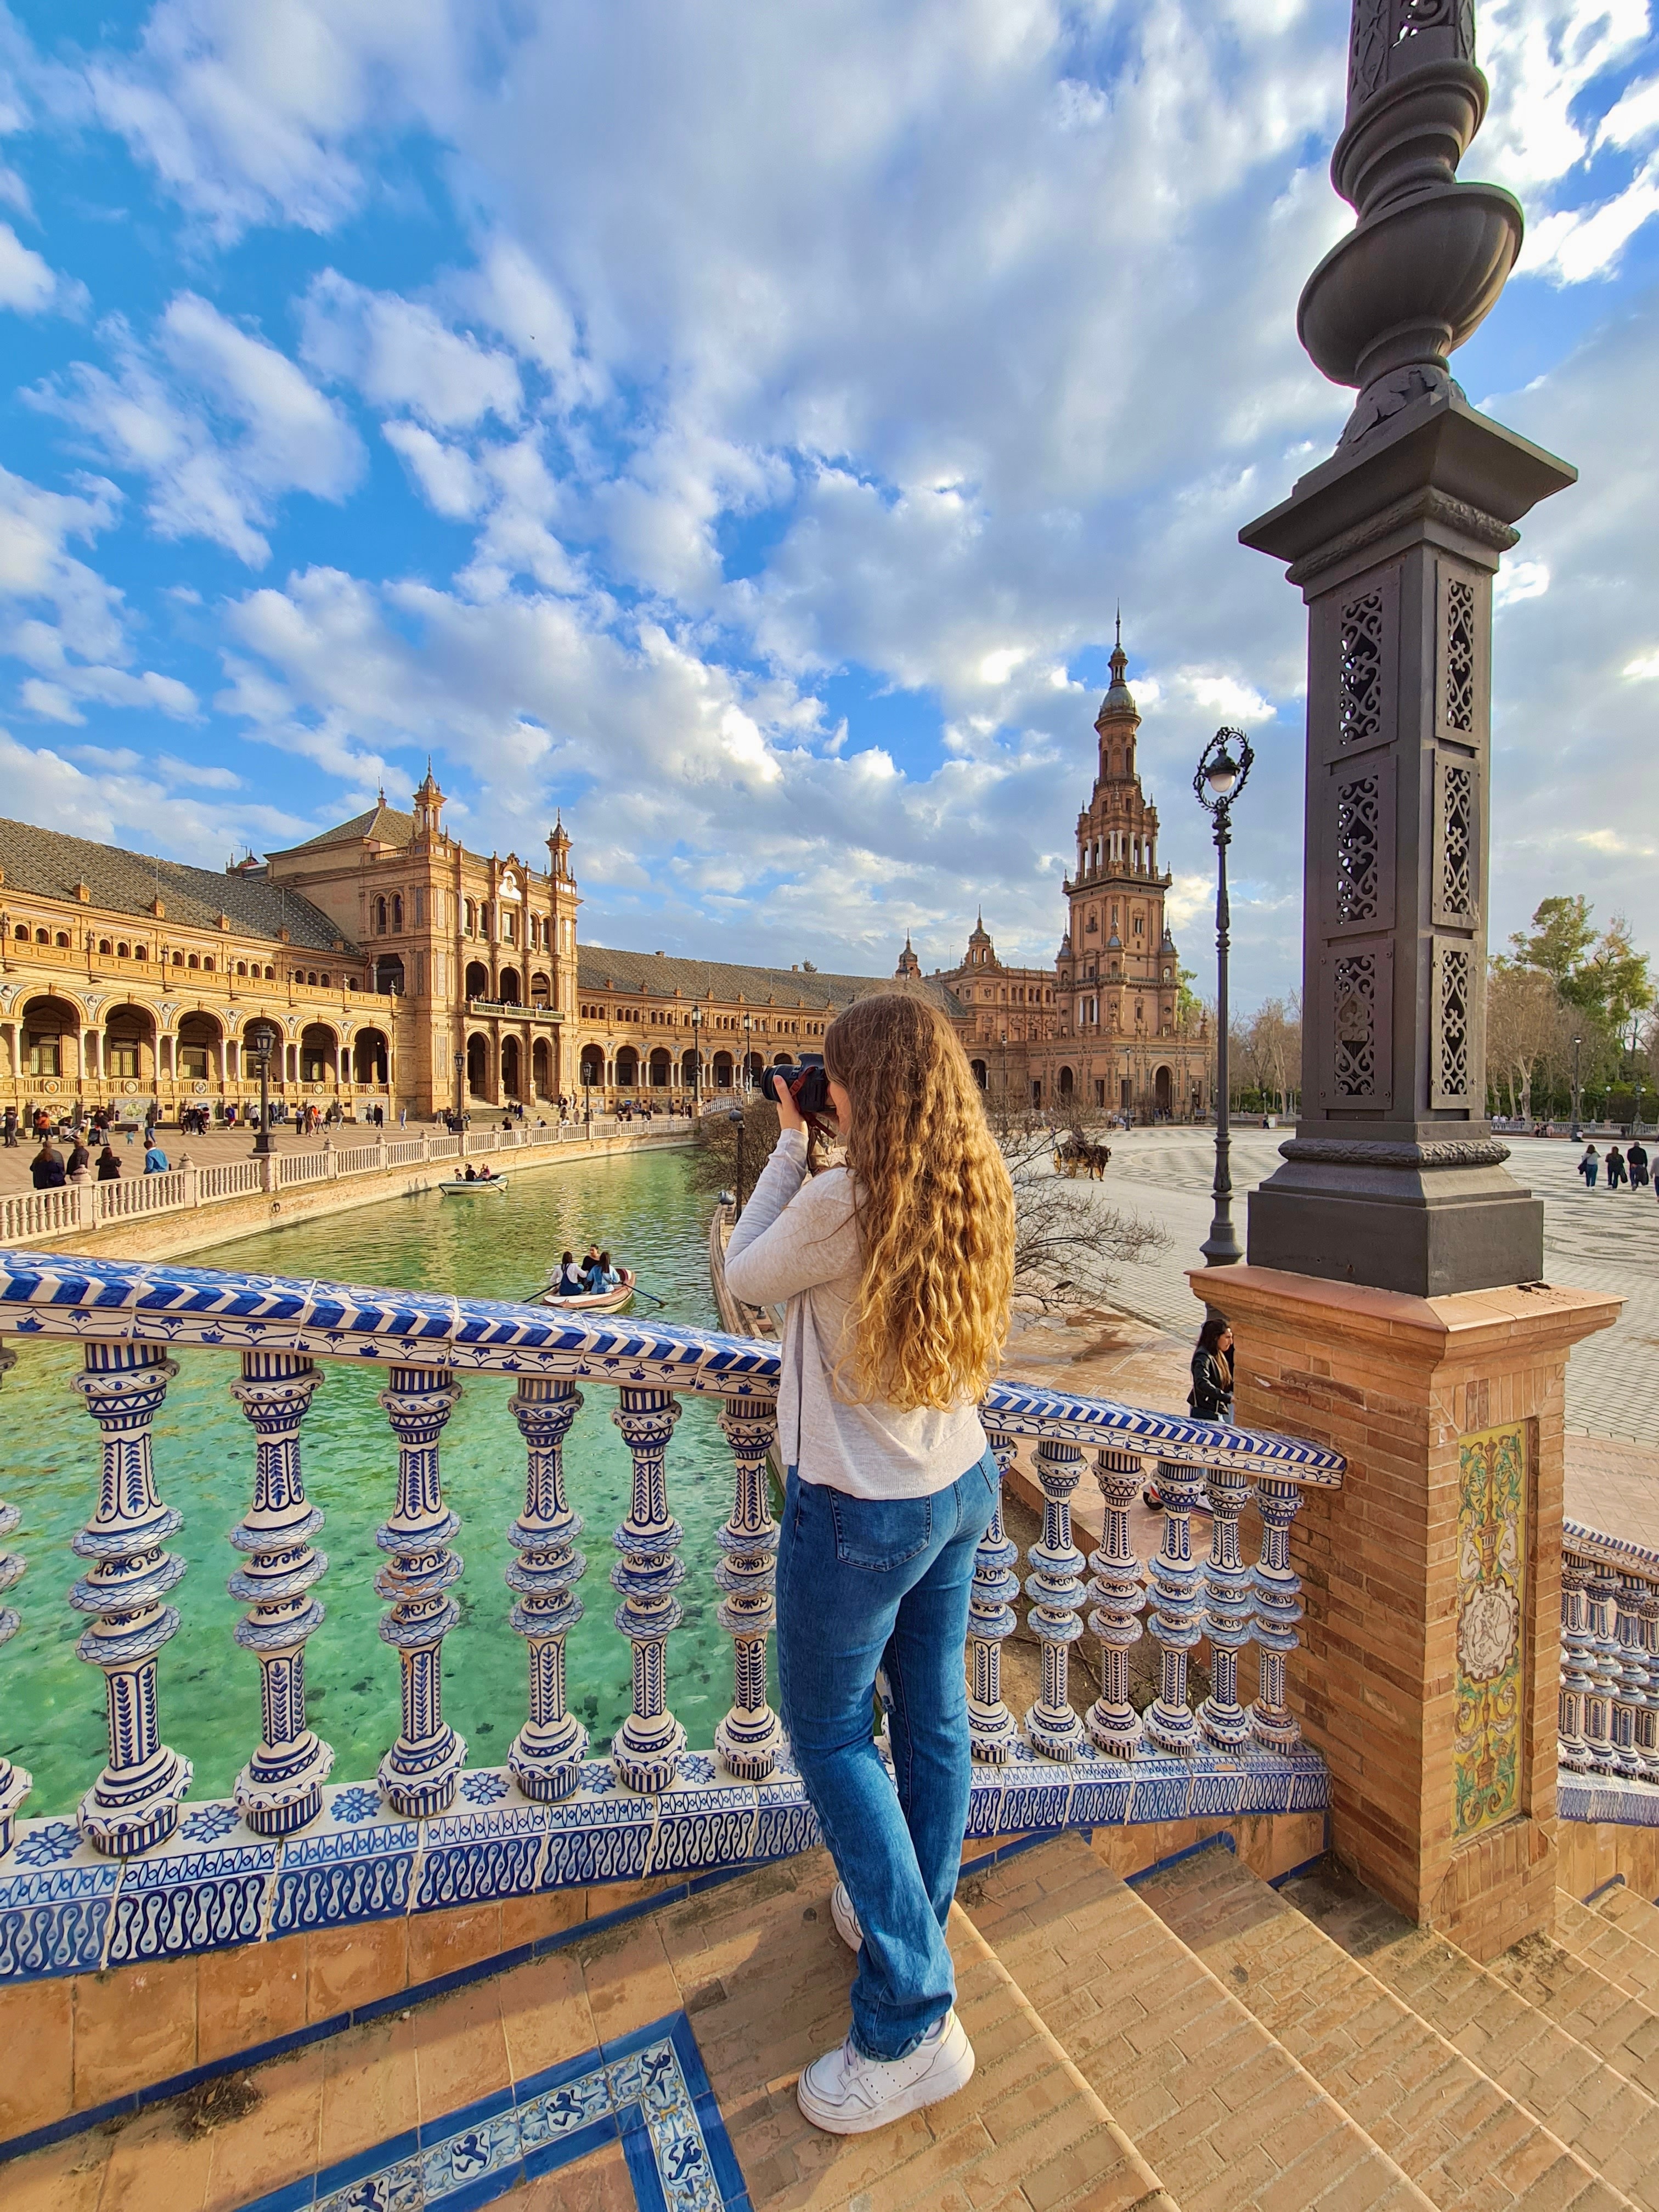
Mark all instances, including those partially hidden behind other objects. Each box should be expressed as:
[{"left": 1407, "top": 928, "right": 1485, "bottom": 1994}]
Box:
[
  {"left": 1630, "top": 1139, "right": 1651, "bottom": 1191},
  {"left": 30, "top": 1141, "right": 65, "bottom": 1190},
  {"left": 1578, "top": 1144, "right": 1600, "bottom": 1188},
  {"left": 2, "top": 1106, "right": 15, "bottom": 1148},
  {"left": 1607, "top": 1146, "right": 1628, "bottom": 1191}
]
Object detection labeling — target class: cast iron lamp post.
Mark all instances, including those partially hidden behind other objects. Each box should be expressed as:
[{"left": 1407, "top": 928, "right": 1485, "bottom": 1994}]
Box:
[
  {"left": 690, "top": 1003, "right": 703, "bottom": 1117},
  {"left": 1195, "top": 727, "right": 1254, "bottom": 1268},
  {"left": 453, "top": 1048, "right": 464, "bottom": 1132},
  {"left": 248, "top": 1020, "right": 279, "bottom": 1158},
  {"left": 729, "top": 1108, "right": 746, "bottom": 1216},
  {"left": 1571, "top": 1036, "right": 1583, "bottom": 1142}
]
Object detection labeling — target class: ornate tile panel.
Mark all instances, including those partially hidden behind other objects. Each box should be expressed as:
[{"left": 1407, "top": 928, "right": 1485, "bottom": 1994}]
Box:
[
  {"left": 236, "top": 2010, "right": 744, "bottom": 2212},
  {"left": 1453, "top": 1423, "right": 1528, "bottom": 1841}
]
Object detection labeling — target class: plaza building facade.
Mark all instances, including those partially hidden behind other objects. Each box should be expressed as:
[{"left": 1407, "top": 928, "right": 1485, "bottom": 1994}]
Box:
[{"left": 0, "top": 641, "right": 1209, "bottom": 1128}]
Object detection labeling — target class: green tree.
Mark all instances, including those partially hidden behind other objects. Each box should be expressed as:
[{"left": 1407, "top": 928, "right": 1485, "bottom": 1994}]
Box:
[
  {"left": 1176, "top": 965, "right": 1203, "bottom": 1027},
  {"left": 1504, "top": 896, "right": 1654, "bottom": 1030}
]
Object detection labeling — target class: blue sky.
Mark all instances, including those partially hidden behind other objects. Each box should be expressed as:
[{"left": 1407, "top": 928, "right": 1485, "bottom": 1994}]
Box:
[{"left": 0, "top": 1, "right": 1656, "bottom": 1011}]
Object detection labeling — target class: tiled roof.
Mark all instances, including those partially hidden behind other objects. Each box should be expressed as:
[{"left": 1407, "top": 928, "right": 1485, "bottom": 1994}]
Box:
[
  {"left": 0, "top": 816, "right": 355, "bottom": 953},
  {"left": 276, "top": 802, "right": 416, "bottom": 853},
  {"left": 577, "top": 943, "right": 964, "bottom": 1018}
]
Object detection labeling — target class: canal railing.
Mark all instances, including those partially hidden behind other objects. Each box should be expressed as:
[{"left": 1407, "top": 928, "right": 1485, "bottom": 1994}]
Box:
[
  {"left": 1557, "top": 1515, "right": 1659, "bottom": 1830},
  {"left": 0, "top": 1246, "right": 1347, "bottom": 1985},
  {"left": 0, "top": 1115, "right": 671, "bottom": 1248}
]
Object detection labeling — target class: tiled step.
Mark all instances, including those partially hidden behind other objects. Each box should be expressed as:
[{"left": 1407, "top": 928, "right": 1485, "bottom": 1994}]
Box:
[
  {"left": 1587, "top": 1882, "right": 1659, "bottom": 1968},
  {"left": 1280, "top": 1858, "right": 1659, "bottom": 2211},
  {"left": 959, "top": 1832, "right": 1435, "bottom": 2212},
  {"left": 1142, "top": 1844, "right": 1631, "bottom": 2212},
  {"left": 1553, "top": 1892, "right": 1659, "bottom": 2009},
  {"left": 1483, "top": 1928, "right": 1659, "bottom": 2102},
  {"left": 667, "top": 1847, "right": 1178, "bottom": 2212},
  {"left": 0, "top": 1847, "right": 1179, "bottom": 2212}
]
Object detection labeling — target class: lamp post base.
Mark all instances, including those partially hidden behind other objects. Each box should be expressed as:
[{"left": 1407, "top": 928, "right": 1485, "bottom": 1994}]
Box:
[{"left": 1249, "top": 1155, "right": 1544, "bottom": 1299}]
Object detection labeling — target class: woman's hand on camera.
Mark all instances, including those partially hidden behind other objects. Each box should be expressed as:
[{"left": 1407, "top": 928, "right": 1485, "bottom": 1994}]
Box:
[{"left": 773, "top": 1076, "right": 806, "bottom": 1134}]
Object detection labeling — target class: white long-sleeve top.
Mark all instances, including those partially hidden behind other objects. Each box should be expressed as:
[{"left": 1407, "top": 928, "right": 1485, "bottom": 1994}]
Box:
[{"left": 723, "top": 1126, "right": 988, "bottom": 1500}]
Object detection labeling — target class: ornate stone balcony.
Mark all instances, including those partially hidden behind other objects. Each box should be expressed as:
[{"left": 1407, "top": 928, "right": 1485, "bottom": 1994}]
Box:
[{"left": 0, "top": 1249, "right": 1350, "bottom": 1989}]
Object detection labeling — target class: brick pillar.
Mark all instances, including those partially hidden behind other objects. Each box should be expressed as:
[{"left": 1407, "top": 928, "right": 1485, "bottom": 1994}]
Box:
[{"left": 1200, "top": 1263, "right": 1618, "bottom": 1961}]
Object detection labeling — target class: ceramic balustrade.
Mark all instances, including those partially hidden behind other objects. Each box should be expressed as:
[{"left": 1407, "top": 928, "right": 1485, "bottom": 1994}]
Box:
[
  {"left": 0, "top": 1248, "right": 1347, "bottom": 1979},
  {"left": 1562, "top": 1525, "right": 1659, "bottom": 1791}
]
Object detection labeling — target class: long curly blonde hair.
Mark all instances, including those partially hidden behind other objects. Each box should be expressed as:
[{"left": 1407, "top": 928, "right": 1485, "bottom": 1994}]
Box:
[{"left": 822, "top": 992, "right": 1014, "bottom": 1411}]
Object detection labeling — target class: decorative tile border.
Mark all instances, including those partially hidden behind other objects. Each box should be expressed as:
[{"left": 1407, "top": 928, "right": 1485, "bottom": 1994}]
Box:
[
  {"left": 236, "top": 2011, "right": 747, "bottom": 2212},
  {"left": 0, "top": 1743, "right": 1331, "bottom": 1985},
  {"left": 0, "top": 1248, "right": 1345, "bottom": 1479},
  {"left": 1564, "top": 1517, "right": 1659, "bottom": 1577},
  {"left": 1559, "top": 1770, "right": 1659, "bottom": 1829}
]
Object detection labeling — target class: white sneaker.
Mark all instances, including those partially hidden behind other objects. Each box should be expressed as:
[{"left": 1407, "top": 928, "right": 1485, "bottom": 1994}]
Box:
[
  {"left": 830, "top": 1880, "right": 864, "bottom": 1952},
  {"left": 797, "top": 2010, "right": 975, "bottom": 2134}
]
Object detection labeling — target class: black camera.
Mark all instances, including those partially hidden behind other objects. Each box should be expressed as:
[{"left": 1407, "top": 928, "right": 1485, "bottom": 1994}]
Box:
[{"left": 759, "top": 1054, "right": 832, "bottom": 1114}]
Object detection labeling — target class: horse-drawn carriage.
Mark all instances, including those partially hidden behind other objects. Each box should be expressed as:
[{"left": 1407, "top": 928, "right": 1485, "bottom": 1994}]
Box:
[{"left": 1053, "top": 1134, "right": 1111, "bottom": 1180}]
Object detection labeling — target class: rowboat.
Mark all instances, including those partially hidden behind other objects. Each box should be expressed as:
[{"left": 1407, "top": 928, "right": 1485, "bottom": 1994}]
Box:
[
  {"left": 438, "top": 1175, "right": 507, "bottom": 1194},
  {"left": 541, "top": 1268, "right": 636, "bottom": 1314}
]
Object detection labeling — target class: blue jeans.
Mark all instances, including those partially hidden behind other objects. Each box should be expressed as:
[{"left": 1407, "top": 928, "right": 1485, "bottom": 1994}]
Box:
[{"left": 776, "top": 1450, "right": 998, "bottom": 2062}]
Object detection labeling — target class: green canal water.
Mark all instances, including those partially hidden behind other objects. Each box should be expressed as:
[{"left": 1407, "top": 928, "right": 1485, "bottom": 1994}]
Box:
[{"left": 0, "top": 1147, "right": 760, "bottom": 1817}]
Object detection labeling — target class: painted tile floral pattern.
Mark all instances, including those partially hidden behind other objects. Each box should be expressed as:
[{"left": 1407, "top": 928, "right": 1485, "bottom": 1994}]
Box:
[{"left": 1454, "top": 1423, "right": 1527, "bottom": 1839}]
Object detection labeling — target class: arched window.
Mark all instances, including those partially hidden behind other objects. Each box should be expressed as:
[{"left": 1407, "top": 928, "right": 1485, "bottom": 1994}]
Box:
[
  {"left": 54, "top": 932, "right": 69, "bottom": 948},
  {"left": 134, "top": 945, "right": 148, "bottom": 961},
  {"left": 98, "top": 938, "right": 111, "bottom": 955},
  {"left": 319, "top": 972, "right": 330, "bottom": 988},
  {"left": 35, "top": 929, "right": 48, "bottom": 944},
  {"left": 172, "top": 951, "right": 184, "bottom": 967},
  {"left": 264, "top": 964, "right": 274, "bottom": 979},
  {"left": 392, "top": 894, "right": 403, "bottom": 932},
  {"left": 187, "top": 953, "right": 200, "bottom": 970},
  {"left": 465, "top": 899, "right": 476, "bottom": 936},
  {"left": 202, "top": 956, "right": 215, "bottom": 972},
  {"left": 117, "top": 942, "right": 129, "bottom": 958},
  {"left": 12, "top": 924, "right": 24, "bottom": 940},
  {"left": 375, "top": 896, "right": 387, "bottom": 934}
]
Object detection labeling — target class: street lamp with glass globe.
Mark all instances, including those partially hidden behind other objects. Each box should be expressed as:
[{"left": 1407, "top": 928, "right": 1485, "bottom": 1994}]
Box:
[
  {"left": 1194, "top": 726, "right": 1255, "bottom": 1268},
  {"left": 247, "top": 1020, "right": 280, "bottom": 1158},
  {"left": 690, "top": 1003, "right": 703, "bottom": 1117},
  {"left": 741, "top": 1011, "right": 753, "bottom": 1093}
]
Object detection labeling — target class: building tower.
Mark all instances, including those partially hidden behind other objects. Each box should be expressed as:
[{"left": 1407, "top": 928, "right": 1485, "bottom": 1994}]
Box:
[
  {"left": 1054, "top": 633, "right": 1184, "bottom": 1115},
  {"left": 894, "top": 935, "right": 922, "bottom": 979}
]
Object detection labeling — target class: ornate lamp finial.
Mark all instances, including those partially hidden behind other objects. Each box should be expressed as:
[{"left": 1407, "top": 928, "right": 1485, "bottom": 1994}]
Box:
[{"left": 1302, "top": 0, "right": 1519, "bottom": 450}]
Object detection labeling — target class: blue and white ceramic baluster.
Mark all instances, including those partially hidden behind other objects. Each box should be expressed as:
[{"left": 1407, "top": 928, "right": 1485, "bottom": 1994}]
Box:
[
  {"left": 227, "top": 1351, "right": 334, "bottom": 1834},
  {"left": 1085, "top": 1448, "right": 1146, "bottom": 1760},
  {"left": 967, "top": 1421, "right": 1020, "bottom": 1763},
  {"left": 1613, "top": 1577, "right": 1647, "bottom": 1779},
  {"left": 1144, "top": 1459, "right": 1206, "bottom": 1754},
  {"left": 376, "top": 1367, "right": 466, "bottom": 1816},
  {"left": 1637, "top": 1584, "right": 1659, "bottom": 1782},
  {"left": 611, "top": 1388, "right": 686, "bottom": 1792},
  {"left": 714, "top": 1393, "right": 782, "bottom": 1781},
  {"left": 1558, "top": 1554, "right": 1595, "bottom": 1772},
  {"left": 70, "top": 1344, "right": 192, "bottom": 1854},
  {"left": 1198, "top": 1462, "right": 1254, "bottom": 1748},
  {"left": 1023, "top": 1437, "right": 1087, "bottom": 1760},
  {"left": 1584, "top": 1569, "right": 1620, "bottom": 1775},
  {"left": 1249, "top": 1475, "right": 1305, "bottom": 1750},
  {"left": 506, "top": 1379, "right": 588, "bottom": 1801},
  {"left": 0, "top": 1341, "right": 30, "bottom": 1856}
]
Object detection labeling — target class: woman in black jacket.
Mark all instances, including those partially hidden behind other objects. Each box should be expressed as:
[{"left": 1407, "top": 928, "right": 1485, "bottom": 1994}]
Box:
[
  {"left": 1189, "top": 1313, "right": 1235, "bottom": 1420},
  {"left": 1145, "top": 1314, "right": 1235, "bottom": 1506}
]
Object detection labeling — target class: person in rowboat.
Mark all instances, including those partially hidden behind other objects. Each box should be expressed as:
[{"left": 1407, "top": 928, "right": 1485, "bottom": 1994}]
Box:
[
  {"left": 584, "top": 1248, "right": 620, "bottom": 1291},
  {"left": 554, "top": 1250, "right": 585, "bottom": 1296}
]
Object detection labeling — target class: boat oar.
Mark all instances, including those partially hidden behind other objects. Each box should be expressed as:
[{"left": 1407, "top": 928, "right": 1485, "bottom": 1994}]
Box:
[{"left": 630, "top": 1284, "right": 668, "bottom": 1307}]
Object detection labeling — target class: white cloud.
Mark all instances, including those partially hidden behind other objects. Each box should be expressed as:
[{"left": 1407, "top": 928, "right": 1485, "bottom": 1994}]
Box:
[
  {"left": 381, "top": 420, "right": 483, "bottom": 519},
  {"left": 301, "top": 269, "right": 522, "bottom": 430},
  {"left": 1493, "top": 558, "right": 1551, "bottom": 608},
  {"left": 33, "top": 293, "right": 362, "bottom": 562},
  {"left": 0, "top": 220, "right": 64, "bottom": 313}
]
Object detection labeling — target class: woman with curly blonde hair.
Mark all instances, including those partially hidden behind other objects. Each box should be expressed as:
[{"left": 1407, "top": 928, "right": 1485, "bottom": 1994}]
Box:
[{"left": 725, "top": 990, "right": 1014, "bottom": 2135}]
